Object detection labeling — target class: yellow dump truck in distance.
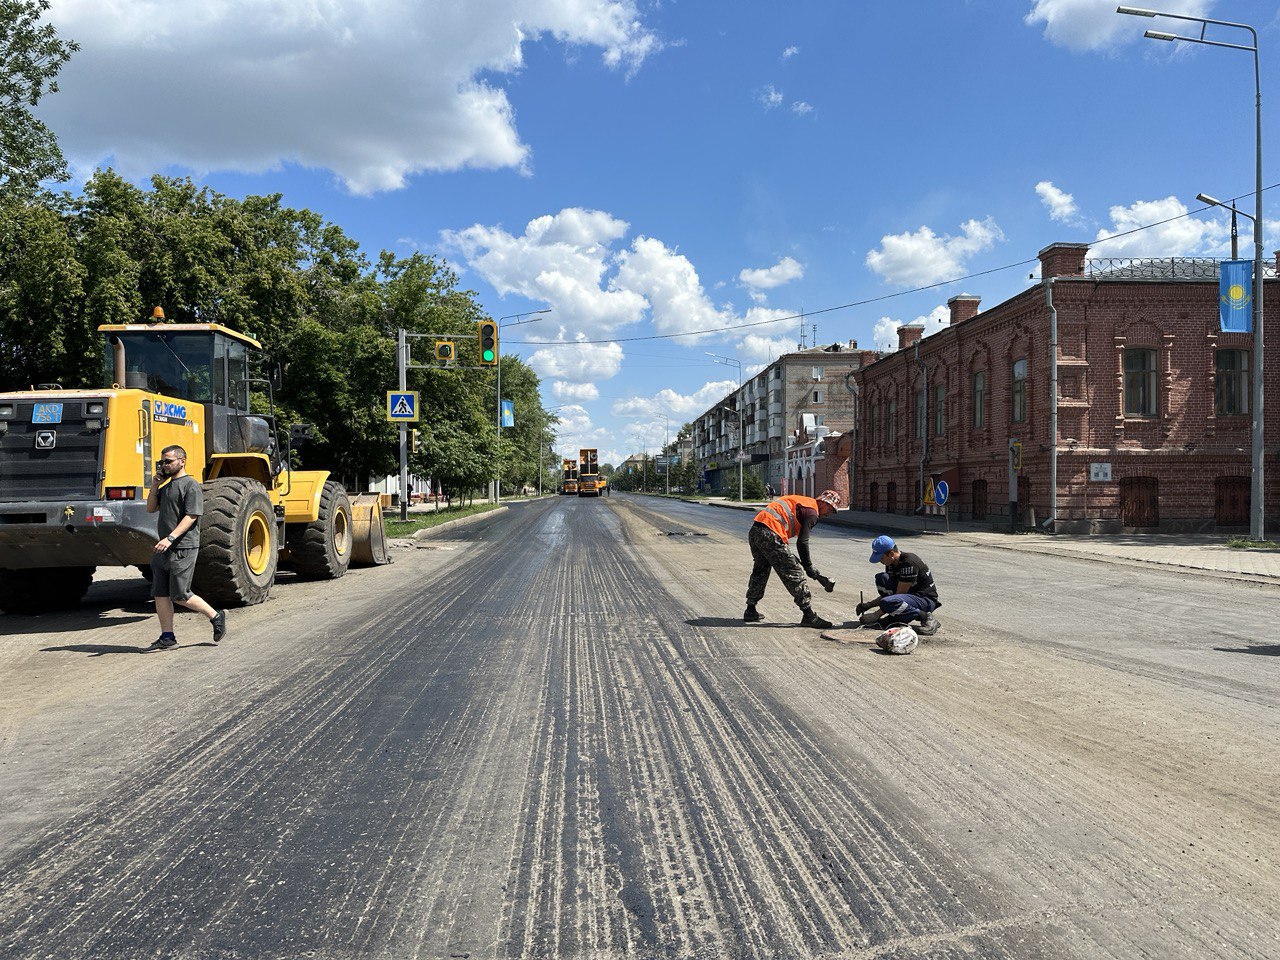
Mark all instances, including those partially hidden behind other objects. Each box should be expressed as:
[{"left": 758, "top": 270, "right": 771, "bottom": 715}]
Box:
[
  {"left": 561, "top": 459, "right": 578, "bottom": 495},
  {"left": 578, "top": 448, "right": 601, "bottom": 497}
]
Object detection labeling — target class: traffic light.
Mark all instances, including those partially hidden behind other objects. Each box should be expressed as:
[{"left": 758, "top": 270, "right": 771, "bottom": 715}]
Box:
[
  {"left": 435, "top": 340, "right": 455, "bottom": 362},
  {"left": 411, "top": 429, "right": 420, "bottom": 453},
  {"left": 478, "top": 320, "right": 498, "bottom": 365}
]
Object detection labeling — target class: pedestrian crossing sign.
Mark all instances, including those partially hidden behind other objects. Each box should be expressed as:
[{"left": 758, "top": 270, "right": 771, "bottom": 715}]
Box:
[{"left": 386, "top": 391, "right": 419, "bottom": 422}]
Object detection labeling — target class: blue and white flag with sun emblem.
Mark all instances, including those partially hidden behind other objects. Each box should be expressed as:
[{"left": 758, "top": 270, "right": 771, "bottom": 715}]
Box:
[{"left": 1220, "top": 260, "right": 1253, "bottom": 333}]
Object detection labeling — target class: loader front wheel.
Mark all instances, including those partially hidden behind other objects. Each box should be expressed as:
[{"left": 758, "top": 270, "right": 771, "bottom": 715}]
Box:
[
  {"left": 287, "top": 480, "right": 352, "bottom": 580},
  {"left": 193, "top": 477, "right": 277, "bottom": 607}
]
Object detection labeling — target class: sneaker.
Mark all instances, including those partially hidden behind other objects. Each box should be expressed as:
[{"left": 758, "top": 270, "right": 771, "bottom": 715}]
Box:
[
  {"left": 140, "top": 636, "right": 178, "bottom": 653},
  {"left": 799, "top": 609, "right": 833, "bottom": 630},
  {"left": 743, "top": 604, "right": 764, "bottom": 623},
  {"left": 211, "top": 610, "right": 227, "bottom": 643},
  {"left": 917, "top": 614, "right": 940, "bottom": 637}
]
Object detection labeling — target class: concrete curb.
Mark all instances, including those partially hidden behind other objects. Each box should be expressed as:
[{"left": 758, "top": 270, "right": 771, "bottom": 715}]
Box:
[{"left": 410, "top": 506, "right": 509, "bottom": 539}]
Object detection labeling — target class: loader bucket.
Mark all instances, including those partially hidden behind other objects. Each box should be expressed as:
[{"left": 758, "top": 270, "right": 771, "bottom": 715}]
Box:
[{"left": 349, "top": 494, "right": 392, "bottom": 566}]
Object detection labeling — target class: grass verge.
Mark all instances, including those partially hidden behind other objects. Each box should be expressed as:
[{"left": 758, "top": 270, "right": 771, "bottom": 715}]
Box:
[
  {"left": 385, "top": 503, "right": 503, "bottom": 538},
  {"left": 1225, "top": 536, "right": 1280, "bottom": 551}
]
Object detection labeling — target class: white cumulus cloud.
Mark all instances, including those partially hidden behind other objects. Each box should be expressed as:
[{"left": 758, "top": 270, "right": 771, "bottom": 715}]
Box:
[
  {"left": 1026, "top": 0, "right": 1214, "bottom": 53},
  {"left": 1036, "top": 180, "right": 1082, "bottom": 225},
  {"left": 739, "top": 256, "right": 805, "bottom": 291},
  {"left": 781, "top": 45, "right": 799, "bottom": 59},
  {"left": 613, "top": 236, "right": 733, "bottom": 340},
  {"left": 613, "top": 379, "right": 738, "bottom": 419},
  {"left": 42, "top": 0, "right": 660, "bottom": 195},
  {"left": 1093, "top": 196, "right": 1228, "bottom": 258},
  {"left": 443, "top": 208, "right": 648, "bottom": 336},
  {"left": 528, "top": 339, "right": 625, "bottom": 384},
  {"left": 872, "top": 305, "right": 948, "bottom": 352},
  {"left": 552, "top": 381, "right": 600, "bottom": 402},
  {"left": 865, "top": 217, "right": 1004, "bottom": 287},
  {"left": 790, "top": 101, "right": 813, "bottom": 116}
]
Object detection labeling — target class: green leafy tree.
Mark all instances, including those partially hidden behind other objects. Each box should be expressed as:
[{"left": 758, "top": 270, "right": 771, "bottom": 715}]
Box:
[{"left": 0, "top": 0, "right": 78, "bottom": 194}]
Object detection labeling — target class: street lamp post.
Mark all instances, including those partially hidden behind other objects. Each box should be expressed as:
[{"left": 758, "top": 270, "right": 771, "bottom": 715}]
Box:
[
  {"left": 707, "top": 353, "right": 744, "bottom": 501},
  {"left": 493, "top": 309, "right": 551, "bottom": 502},
  {"left": 1120, "top": 5, "right": 1265, "bottom": 539}
]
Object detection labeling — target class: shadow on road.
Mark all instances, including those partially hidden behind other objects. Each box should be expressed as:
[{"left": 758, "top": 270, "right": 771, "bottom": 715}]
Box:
[
  {"left": 1214, "top": 644, "right": 1280, "bottom": 657},
  {"left": 2, "top": 613, "right": 150, "bottom": 636},
  {"left": 41, "top": 639, "right": 219, "bottom": 657}
]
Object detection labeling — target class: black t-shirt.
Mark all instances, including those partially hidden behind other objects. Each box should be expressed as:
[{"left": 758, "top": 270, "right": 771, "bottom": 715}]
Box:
[
  {"left": 157, "top": 475, "right": 203, "bottom": 548},
  {"left": 886, "top": 552, "right": 938, "bottom": 601}
]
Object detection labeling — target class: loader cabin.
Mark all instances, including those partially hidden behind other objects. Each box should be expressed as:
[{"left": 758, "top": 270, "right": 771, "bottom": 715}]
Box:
[{"left": 99, "top": 318, "right": 275, "bottom": 465}]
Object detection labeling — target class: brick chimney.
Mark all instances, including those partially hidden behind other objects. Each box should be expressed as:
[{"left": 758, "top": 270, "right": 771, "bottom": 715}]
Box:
[
  {"left": 947, "top": 294, "right": 980, "bottom": 325},
  {"left": 897, "top": 325, "right": 924, "bottom": 351},
  {"left": 1038, "top": 242, "right": 1089, "bottom": 278},
  {"left": 859, "top": 350, "right": 878, "bottom": 367}
]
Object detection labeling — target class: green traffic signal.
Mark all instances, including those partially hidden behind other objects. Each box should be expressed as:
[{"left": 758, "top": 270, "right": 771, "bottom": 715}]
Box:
[{"left": 478, "top": 320, "right": 498, "bottom": 365}]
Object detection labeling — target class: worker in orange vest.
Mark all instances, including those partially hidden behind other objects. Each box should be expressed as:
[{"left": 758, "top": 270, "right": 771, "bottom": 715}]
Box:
[{"left": 744, "top": 489, "right": 841, "bottom": 628}]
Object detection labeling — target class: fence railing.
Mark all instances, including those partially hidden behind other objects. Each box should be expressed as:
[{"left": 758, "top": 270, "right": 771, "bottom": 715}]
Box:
[{"left": 1083, "top": 257, "right": 1277, "bottom": 280}]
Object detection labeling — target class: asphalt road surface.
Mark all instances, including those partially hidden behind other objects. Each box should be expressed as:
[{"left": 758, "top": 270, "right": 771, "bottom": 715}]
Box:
[{"left": 1, "top": 494, "right": 1276, "bottom": 959}]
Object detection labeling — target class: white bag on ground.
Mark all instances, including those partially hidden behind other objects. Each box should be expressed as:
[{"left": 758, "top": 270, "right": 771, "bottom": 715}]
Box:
[{"left": 875, "top": 625, "right": 918, "bottom": 655}]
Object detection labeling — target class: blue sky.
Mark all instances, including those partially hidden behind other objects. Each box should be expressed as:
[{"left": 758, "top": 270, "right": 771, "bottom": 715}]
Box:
[{"left": 40, "top": 0, "right": 1280, "bottom": 466}]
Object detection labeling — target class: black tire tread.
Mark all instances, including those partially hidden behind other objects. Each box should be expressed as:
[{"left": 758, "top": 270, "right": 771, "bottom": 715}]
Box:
[
  {"left": 287, "top": 480, "right": 352, "bottom": 580},
  {"left": 192, "top": 477, "right": 277, "bottom": 607}
]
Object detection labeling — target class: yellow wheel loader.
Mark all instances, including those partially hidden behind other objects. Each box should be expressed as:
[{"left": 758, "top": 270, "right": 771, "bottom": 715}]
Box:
[{"left": 0, "top": 312, "right": 388, "bottom": 614}]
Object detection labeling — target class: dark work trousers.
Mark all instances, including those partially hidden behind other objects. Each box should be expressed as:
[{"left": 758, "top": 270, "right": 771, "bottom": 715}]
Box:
[
  {"left": 874, "top": 571, "right": 937, "bottom": 625},
  {"left": 746, "top": 523, "right": 812, "bottom": 610}
]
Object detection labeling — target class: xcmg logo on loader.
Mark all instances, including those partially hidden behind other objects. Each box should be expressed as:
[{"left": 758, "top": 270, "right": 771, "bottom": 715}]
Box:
[{"left": 153, "top": 402, "right": 188, "bottom": 425}]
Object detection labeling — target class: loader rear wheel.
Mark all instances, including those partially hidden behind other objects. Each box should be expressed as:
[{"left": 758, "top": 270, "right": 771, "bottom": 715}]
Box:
[
  {"left": 192, "top": 477, "right": 278, "bottom": 607},
  {"left": 0, "top": 567, "right": 95, "bottom": 614},
  {"left": 287, "top": 480, "right": 352, "bottom": 580}
]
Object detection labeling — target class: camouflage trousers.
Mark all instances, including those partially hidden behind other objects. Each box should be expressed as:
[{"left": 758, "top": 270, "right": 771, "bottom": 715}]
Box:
[{"left": 746, "top": 523, "right": 812, "bottom": 610}]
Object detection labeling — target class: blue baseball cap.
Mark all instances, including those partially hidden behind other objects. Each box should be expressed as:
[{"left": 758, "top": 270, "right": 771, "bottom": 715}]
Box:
[{"left": 869, "top": 535, "right": 896, "bottom": 563}]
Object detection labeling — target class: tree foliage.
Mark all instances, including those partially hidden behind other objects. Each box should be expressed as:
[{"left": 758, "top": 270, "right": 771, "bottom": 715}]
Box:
[
  {"left": 0, "top": 0, "right": 78, "bottom": 194},
  {"left": 0, "top": 171, "right": 553, "bottom": 496}
]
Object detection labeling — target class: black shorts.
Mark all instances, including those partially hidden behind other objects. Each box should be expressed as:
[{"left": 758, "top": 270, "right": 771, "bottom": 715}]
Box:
[{"left": 151, "top": 547, "right": 198, "bottom": 601}]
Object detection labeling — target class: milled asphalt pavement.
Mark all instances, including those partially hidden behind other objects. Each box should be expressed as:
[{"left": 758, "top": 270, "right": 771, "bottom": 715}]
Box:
[{"left": 691, "top": 497, "right": 1280, "bottom": 583}]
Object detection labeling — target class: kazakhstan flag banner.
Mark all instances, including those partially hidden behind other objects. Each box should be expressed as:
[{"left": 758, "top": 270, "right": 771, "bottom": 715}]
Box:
[
  {"left": 501, "top": 399, "right": 515, "bottom": 428},
  {"left": 1220, "top": 259, "right": 1254, "bottom": 333}
]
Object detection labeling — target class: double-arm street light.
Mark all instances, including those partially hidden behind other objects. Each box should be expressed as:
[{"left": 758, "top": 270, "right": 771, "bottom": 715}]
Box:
[
  {"left": 493, "top": 309, "right": 551, "bottom": 501},
  {"left": 706, "top": 352, "right": 744, "bottom": 501},
  {"left": 1118, "top": 6, "right": 1266, "bottom": 539}
]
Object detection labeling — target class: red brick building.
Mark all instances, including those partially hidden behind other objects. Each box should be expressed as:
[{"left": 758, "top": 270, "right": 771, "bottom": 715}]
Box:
[{"left": 853, "top": 242, "right": 1279, "bottom": 533}]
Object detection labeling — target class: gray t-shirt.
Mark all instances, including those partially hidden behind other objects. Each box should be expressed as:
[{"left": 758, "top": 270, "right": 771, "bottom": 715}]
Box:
[{"left": 157, "top": 475, "right": 203, "bottom": 548}]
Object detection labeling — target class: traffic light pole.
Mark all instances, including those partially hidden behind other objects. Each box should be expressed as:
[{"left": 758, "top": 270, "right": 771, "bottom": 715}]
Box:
[{"left": 398, "top": 328, "right": 409, "bottom": 522}]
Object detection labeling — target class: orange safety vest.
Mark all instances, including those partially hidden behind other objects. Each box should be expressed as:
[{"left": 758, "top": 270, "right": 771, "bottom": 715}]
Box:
[{"left": 754, "top": 495, "right": 819, "bottom": 544}]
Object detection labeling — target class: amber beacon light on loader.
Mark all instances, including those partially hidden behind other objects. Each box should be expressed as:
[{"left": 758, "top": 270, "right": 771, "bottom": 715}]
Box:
[{"left": 0, "top": 309, "right": 389, "bottom": 614}]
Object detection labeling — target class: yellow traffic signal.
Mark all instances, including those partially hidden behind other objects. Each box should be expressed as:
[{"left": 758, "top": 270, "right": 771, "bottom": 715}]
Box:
[
  {"left": 478, "top": 320, "right": 498, "bottom": 365},
  {"left": 411, "top": 428, "right": 420, "bottom": 453},
  {"left": 435, "top": 340, "right": 455, "bottom": 362}
]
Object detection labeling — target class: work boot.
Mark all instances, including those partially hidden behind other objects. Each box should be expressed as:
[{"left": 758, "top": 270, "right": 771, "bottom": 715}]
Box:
[
  {"left": 743, "top": 604, "right": 764, "bottom": 623},
  {"left": 799, "top": 608, "right": 832, "bottom": 629},
  {"left": 917, "top": 614, "right": 940, "bottom": 637}
]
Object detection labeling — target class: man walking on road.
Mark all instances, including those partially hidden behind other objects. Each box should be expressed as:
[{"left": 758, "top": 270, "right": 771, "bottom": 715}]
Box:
[
  {"left": 744, "top": 489, "right": 841, "bottom": 628},
  {"left": 142, "top": 445, "right": 227, "bottom": 652},
  {"left": 855, "top": 535, "right": 940, "bottom": 635}
]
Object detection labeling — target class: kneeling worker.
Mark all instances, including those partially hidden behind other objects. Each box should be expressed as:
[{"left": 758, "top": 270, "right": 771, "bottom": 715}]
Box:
[
  {"left": 744, "top": 489, "right": 842, "bottom": 629},
  {"left": 856, "top": 535, "right": 940, "bottom": 635}
]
